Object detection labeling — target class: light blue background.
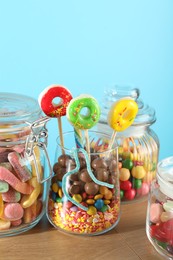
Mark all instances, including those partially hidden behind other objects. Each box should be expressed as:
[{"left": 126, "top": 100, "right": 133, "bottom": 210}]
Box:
[{"left": 0, "top": 0, "right": 173, "bottom": 163}]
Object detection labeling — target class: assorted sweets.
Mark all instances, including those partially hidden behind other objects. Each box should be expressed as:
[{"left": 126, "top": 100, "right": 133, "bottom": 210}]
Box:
[
  {"left": 146, "top": 157, "right": 173, "bottom": 259},
  {"left": 0, "top": 93, "right": 50, "bottom": 236},
  {"left": 97, "top": 86, "right": 159, "bottom": 202},
  {"left": 49, "top": 133, "right": 120, "bottom": 235},
  {"left": 39, "top": 85, "right": 138, "bottom": 235}
]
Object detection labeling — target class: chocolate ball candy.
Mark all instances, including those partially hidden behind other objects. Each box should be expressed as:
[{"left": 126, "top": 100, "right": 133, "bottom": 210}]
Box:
[
  {"left": 69, "top": 173, "right": 79, "bottom": 182},
  {"left": 78, "top": 156, "right": 86, "bottom": 170},
  {"left": 84, "top": 182, "right": 99, "bottom": 195},
  {"left": 51, "top": 175, "right": 59, "bottom": 184},
  {"left": 74, "top": 180, "right": 85, "bottom": 191},
  {"left": 91, "top": 158, "right": 107, "bottom": 170},
  {"left": 108, "top": 175, "right": 116, "bottom": 185},
  {"left": 69, "top": 184, "right": 81, "bottom": 195},
  {"left": 58, "top": 154, "right": 74, "bottom": 167},
  {"left": 109, "top": 159, "right": 118, "bottom": 172},
  {"left": 79, "top": 168, "right": 92, "bottom": 183},
  {"left": 95, "top": 168, "right": 109, "bottom": 182},
  {"left": 53, "top": 162, "right": 60, "bottom": 173},
  {"left": 53, "top": 166, "right": 67, "bottom": 181},
  {"left": 67, "top": 159, "right": 76, "bottom": 171},
  {"left": 90, "top": 155, "right": 98, "bottom": 161}
]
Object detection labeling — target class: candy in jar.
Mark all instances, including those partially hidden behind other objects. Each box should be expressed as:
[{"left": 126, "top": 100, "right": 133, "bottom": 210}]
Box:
[
  {"left": 41, "top": 90, "right": 121, "bottom": 235},
  {"left": 97, "top": 86, "right": 159, "bottom": 202},
  {"left": 146, "top": 157, "right": 173, "bottom": 259},
  {"left": 0, "top": 93, "right": 51, "bottom": 236},
  {"left": 47, "top": 130, "right": 120, "bottom": 235}
]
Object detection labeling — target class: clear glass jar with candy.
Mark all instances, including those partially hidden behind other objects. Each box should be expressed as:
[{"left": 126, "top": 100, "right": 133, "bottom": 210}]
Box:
[
  {"left": 97, "top": 86, "right": 159, "bottom": 202},
  {"left": 146, "top": 157, "right": 173, "bottom": 259},
  {"left": 0, "top": 92, "right": 52, "bottom": 237},
  {"left": 47, "top": 130, "right": 120, "bottom": 235}
]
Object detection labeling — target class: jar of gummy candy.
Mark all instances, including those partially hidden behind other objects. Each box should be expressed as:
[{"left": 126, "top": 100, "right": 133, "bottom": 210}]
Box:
[
  {"left": 97, "top": 86, "right": 159, "bottom": 202},
  {"left": 47, "top": 130, "right": 120, "bottom": 235},
  {"left": 146, "top": 157, "right": 173, "bottom": 259},
  {"left": 0, "top": 92, "right": 52, "bottom": 236}
]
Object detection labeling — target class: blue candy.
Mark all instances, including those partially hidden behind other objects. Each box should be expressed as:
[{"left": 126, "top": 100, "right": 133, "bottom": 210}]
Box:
[
  {"left": 58, "top": 181, "right": 62, "bottom": 188},
  {"left": 94, "top": 199, "right": 104, "bottom": 210},
  {"left": 51, "top": 191, "right": 57, "bottom": 202}
]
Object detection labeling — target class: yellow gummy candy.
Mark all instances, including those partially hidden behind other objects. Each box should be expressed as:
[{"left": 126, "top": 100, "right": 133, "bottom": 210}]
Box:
[
  {"left": 0, "top": 194, "right": 4, "bottom": 217},
  {"left": 21, "top": 177, "right": 41, "bottom": 208},
  {"left": 31, "top": 146, "right": 43, "bottom": 181}
]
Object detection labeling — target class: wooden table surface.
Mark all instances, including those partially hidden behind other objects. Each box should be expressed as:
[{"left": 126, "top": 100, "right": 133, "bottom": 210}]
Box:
[{"left": 0, "top": 200, "right": 164, "bottom": 260}]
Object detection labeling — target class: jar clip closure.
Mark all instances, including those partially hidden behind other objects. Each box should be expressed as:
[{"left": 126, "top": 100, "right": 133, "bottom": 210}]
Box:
[{"left": 25, "top": 116, "right": 52, "bottom": 183}]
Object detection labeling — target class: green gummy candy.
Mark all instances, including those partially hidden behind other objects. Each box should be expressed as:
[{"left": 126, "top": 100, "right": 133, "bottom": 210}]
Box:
[{"left": 0, "top": 181, "right": 9, "bottom": 193}]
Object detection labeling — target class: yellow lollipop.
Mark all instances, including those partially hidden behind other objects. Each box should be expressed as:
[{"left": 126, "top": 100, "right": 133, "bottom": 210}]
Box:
[{"left": 107, "top": 98, "right": 138, "bottom": 149}]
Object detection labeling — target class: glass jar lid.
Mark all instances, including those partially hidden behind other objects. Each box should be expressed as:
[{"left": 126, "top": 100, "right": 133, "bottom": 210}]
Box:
[
  {"left": 157, "top": 156, "right": 173, "bottom": 199},
  {"left": 101, "top": 85, "right": 156, "bottom": 126},
  {"left": 0, "top": 92, "right": 42, "bottom": 142},
  {"left": 0, "top": 92, "right": 41, "bottom": 125}
]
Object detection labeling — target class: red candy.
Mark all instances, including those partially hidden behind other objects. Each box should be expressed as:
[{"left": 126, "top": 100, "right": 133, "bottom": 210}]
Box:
[
  {"left": 4, "top": 203, "right": 24, "bottom": 221},
  {"left": 8, "top": 152, "right": 31, "bottom": 182},
  {"left": 150, "top": 220, "right": 173, "bottom": 244},
  {"left": 38, "top": 85, "right": 73, "bottom": 117},
  {"left": 120, "top": 180, "right": 132, "bottom": 191},
  {"left": 124, "top": 188, "right": 136, "bottom": 200}
]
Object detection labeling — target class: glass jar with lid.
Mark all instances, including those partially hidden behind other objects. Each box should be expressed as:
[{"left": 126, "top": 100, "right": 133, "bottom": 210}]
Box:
[
  {"left": 0, "top": 92, "right": 52, "bottom": 237},
  {"left": 47, "top": 130, "right": 120, "bottom": 235},
  {"left": 97, "top": 86, "right": 159, "bottom": 202},
  {"left": 146, "top": 157, "right": 173, "bottom": 259}
]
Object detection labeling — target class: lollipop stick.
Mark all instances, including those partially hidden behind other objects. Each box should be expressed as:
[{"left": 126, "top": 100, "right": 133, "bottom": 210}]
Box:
[
  {"left": 57, "top": 117, "right": 65, "bottom": 155},
  {"left": 108, "top": 131, "right": 117, "bottom": 151},
  {"left": 74, "top": 127, "right": 84, "bottom": 148},
  {"left": 84, "top": 129, "right": 90, "bottom": 160}
]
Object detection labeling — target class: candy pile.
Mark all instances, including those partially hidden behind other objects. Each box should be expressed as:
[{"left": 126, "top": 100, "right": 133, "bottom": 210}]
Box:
[
  {"left": 0, "top": 146, "right": 43, "bottom": 232},
  {"left": 119, "top": 155, "right": 150, "bottom": 201},
  {"left": 148, "top": 200, "right": 173, "bottom": 256},
  {"left": 48, "top": 153, "right": 120, "bottom": 234},
  {"left": 39, "top": 84, "right": 138, "bottom": 235},
  {"left": 117, "top": 137, "right": 157, "bottom": 201}
]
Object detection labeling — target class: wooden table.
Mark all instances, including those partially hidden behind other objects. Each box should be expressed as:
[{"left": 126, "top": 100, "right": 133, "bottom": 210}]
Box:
[{"left": 0, "top": 201, "right": 163, "bottom": 260}]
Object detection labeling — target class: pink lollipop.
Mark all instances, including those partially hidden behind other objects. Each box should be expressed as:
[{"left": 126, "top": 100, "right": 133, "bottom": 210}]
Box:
[{"left": 38, "top": 85, "right": 73, "bottom": 153}]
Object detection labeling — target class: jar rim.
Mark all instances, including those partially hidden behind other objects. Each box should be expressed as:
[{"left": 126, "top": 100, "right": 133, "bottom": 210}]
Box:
[
  {"left": 56, "top": 130, "right": 118, "bottom": 155},
  {"left": 157, "top": 156, "right": 173, "bottom": 199}
]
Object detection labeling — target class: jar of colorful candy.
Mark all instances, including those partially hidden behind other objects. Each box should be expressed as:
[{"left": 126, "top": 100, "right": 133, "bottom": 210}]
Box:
[
  {"left": 0, "top": 93, "right": 51, "bottom": 236},
  {"left": 97, "top": 86, "right": 159, "bottom": 202},
  {"left": 47, "top": 130, "right": 120, "bottom": 235},
  {"left": 146, "top": 157, "right": 173, "bottom": 259}
]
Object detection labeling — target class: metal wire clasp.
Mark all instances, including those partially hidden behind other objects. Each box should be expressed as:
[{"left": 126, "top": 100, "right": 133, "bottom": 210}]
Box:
[{"left": 25, "top": 116, "right": 53, "bottom": 183}]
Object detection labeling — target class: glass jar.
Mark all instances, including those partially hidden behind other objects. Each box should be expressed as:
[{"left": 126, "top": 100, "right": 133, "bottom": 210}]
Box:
[
  {"left": 47, "top": 130, "right": 120, "bottom": 235},
  {"left": 97, "top": 86, "right": 159, "bottom": 203},
  {"left": 0, "top": 92, "right": 51, "bottom": 237},
  {"left": 146, "top": 157, "right": 173, "bottom": 259}
]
